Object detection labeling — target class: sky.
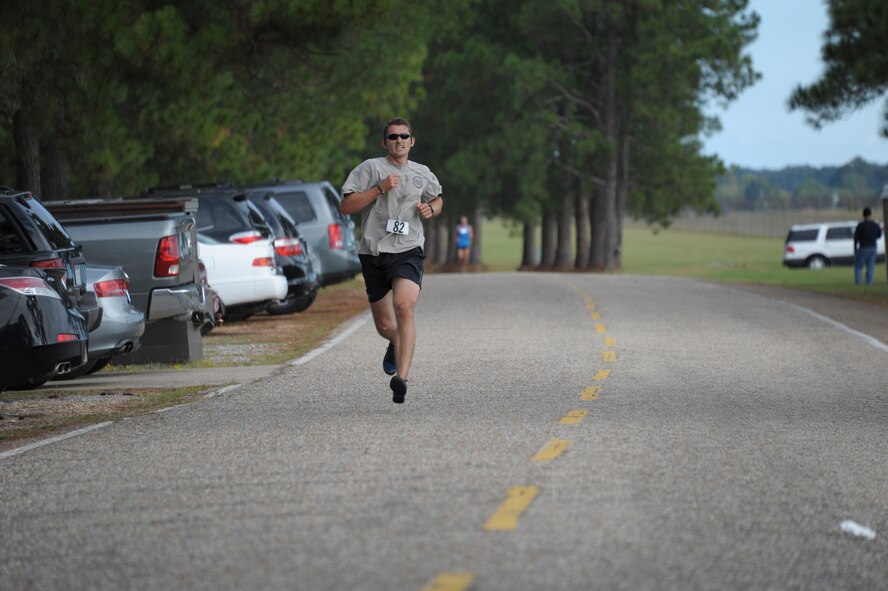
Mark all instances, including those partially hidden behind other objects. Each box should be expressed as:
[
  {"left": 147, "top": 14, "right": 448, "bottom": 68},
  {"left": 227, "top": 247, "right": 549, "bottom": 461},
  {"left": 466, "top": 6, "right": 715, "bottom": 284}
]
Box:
[{"left": 703, "top": 0, "right": 888, "bottom": 170}]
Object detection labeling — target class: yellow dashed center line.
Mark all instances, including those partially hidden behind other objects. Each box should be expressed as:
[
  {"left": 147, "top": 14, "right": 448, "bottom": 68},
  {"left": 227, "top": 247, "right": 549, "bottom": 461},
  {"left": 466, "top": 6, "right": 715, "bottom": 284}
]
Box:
[
  {"left": 421, "top": 572, "right": 475, "bottom": 591},
  {"left": 580, "top": 386, "right": 601, "bottom": 400},
  {"left": 594, "top": 323, "right": 607, "bottom": 333},
  {"left": 601, "top": 351, "right": 617, "bottom": 362},
  {"left": 593, "top": 369, "right": 612, "bottom": 381},
  {"left": 484, "top": 486, "right": 540, "bottom": 531},
  {"left": 530, "top": 439, "right": 572, "bottom": 462},
  {"left": 591, "top": 312, "right": 602, "bottom": 320},
  {"left": 604, "top": 337, "right": 617, "bottom": 348},
  {"left": 559, "top": 409, "right": 589, "bottom": 425}
]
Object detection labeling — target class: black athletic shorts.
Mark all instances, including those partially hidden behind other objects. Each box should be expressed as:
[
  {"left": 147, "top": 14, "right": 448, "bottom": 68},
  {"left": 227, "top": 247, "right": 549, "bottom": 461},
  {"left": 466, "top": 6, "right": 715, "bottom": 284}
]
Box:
[{"left": 359, "top": 247, "right": 425, "bottom": 303}]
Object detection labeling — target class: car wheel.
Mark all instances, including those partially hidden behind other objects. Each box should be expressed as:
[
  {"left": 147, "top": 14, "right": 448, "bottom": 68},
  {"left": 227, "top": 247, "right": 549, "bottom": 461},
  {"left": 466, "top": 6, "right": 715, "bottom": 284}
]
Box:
[
  {"left": 85, "top": 357, "right": 112, "bottom": 375},
  {"left": 224, "top": 309, "right": 254, "bottom": 323},
  {"left": 267, "top": 289, "right": 318, "bottom": 315},
  {"left": 806, "top": 255, "right": 827, "bottom": 269}
]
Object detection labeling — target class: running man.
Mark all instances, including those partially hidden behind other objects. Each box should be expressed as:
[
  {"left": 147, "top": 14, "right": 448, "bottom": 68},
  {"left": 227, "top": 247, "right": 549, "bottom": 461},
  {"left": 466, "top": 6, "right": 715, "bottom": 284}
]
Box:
[{"left": 340, "top": 117, "right": 444, "bottom": 403}]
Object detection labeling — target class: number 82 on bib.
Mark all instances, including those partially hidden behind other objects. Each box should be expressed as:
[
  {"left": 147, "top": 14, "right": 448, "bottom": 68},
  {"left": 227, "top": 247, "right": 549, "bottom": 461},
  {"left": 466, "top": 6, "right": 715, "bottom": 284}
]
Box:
[{"left": 386, "top": 219, "right": 410, "bottom": 235}]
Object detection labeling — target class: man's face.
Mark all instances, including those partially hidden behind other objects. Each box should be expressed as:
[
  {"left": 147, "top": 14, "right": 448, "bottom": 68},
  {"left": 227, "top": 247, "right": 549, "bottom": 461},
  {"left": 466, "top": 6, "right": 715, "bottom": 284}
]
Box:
[{"left": 383, "top": 124, "right": 415, "bottom": 159}]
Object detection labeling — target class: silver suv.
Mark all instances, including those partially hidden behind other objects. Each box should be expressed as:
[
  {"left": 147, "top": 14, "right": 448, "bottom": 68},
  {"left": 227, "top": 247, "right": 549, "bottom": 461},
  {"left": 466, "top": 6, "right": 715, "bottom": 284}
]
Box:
[
  {"left": 783, "top": 220, "right": 886, "bottom": 269},
  {"left": 242, "top": 181, "right": 361, "bottom": 286}
]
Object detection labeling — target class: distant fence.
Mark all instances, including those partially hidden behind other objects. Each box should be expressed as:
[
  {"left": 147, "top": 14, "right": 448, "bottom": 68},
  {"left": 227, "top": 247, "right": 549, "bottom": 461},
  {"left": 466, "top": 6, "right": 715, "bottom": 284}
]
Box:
[{"left": 625, "top": 209, "right": 866, "bottom": 239}]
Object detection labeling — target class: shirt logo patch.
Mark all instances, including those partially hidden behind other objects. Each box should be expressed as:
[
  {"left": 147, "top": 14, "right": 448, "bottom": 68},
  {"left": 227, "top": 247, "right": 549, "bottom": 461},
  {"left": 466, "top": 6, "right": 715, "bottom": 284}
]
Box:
[{"left": 412, "top": 176, "right": 424, "bottom": 189}]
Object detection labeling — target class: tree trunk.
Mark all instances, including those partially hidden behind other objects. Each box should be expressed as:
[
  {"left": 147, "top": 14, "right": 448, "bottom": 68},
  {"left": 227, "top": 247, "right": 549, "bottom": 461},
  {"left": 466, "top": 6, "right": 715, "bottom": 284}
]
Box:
[
  {"left": 520, "top": 219, "right": 537, "bottom": 270},
  {"left": 435, "top": 217, "right": 448, "bottom": 265},
  {"left": 13, "top": 108, "right": 41, "bottom": 193},
  {"left": 40, "top": 139, "right": 70, "bottom": 200},
  {"left": 554, "top": 191, "right": 573, "bottom": 270},
  {"left": 539, "top": 210, "right": 557, "bottom": 269},
  {"left": 575, "top": 179, "right": 590, "bottom": 269},
  {"left": 601, "top": 27, "right": 620, "bottom": 271},
  {"left": 615, "top": 110, "right": 633, "bottom": 271},
  {"left": 588, "top": 188, "right": 607, "bottom": 271},
  {"left": 425, "top": 217, "right": 437, "bottom": 262},
  {"left": 469, "top": 202, "right": 482, "bottom": 265}
]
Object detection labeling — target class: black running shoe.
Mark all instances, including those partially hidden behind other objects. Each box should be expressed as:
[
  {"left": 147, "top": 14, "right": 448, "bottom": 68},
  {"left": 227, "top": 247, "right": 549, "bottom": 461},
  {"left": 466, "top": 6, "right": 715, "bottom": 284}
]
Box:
[
  {"left": 383, "top": 342, "right": 397, "bottom": 376},
  {"left": 390, "top": 376, "right": 408, "bottom": 404}
]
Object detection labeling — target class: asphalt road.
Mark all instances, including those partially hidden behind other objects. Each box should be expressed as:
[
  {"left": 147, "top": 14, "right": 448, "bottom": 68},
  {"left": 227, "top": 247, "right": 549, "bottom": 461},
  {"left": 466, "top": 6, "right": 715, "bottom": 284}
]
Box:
[{"left": 1, "top": 273, "right": 886, "bottom": 590}]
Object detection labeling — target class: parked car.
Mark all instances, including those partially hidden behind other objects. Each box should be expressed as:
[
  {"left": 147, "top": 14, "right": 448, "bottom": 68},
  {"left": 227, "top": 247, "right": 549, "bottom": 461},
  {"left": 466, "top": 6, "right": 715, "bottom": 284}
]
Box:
[
  {"left": 239, "top": 180, "right": 361, "bottom": 287},
  {"left": 0, "top": 188, "right": 101, "bottom": 332},
  {"left": 246, "top": 191, "right": 320, "bottom": 313},
  {"left": 44, "top": 197, "right": 211, "bottom": 364},
  {"left": 0, "top": 265, "right": 88, "bottom": 390},
  {"left": 197, "top": 233, "right": 287, "bottom": 322},
  {"left": 54, "top": 265, "right": 145, "bottom": 380},
  {"left": 783, "top": 220, "right": 886, "bottom": 269}
]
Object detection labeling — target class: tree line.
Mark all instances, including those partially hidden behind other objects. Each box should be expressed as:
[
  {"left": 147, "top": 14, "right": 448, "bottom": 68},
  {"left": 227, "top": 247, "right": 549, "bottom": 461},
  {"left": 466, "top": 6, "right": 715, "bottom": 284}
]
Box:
[
  {"left": 5, "top": 1, "right": 883, "bottom": 271},
  {"left": 717, "top": 157, "right": 888, "bottom": 212}
]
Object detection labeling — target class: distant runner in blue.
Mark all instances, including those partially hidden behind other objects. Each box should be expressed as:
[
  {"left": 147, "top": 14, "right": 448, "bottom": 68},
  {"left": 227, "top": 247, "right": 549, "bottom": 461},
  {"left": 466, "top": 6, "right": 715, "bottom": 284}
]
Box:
[{"left": 455, "top": 215, "right": 473, "bottom": 270}]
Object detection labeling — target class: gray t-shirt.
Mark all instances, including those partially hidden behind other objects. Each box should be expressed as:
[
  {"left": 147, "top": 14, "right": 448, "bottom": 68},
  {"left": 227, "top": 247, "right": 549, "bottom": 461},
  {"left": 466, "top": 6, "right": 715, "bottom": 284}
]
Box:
[{"left": 342, "top": 157, "right": 442, "bottom": 255}]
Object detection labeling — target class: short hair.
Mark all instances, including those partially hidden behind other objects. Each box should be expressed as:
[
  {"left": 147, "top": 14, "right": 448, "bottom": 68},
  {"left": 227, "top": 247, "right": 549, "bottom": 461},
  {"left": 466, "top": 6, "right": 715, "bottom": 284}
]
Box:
[
  {"left": 863, "top": 207, "right": 872, "bottom": 217},
  {"left": 383, "top": 117, "right": 413, "bottom": 138}
]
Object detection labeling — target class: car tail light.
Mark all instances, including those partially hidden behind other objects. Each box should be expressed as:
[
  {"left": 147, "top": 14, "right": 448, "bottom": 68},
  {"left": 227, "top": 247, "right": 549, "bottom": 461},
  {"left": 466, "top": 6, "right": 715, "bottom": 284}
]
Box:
[
  {"left": 230, "top": 230, "right": 263, "bottom": 244},
  {"left": 0, "top": 277, "right": 60, "bottom": 299},
  {"left": 252, "top": 257, "right": 275, "bottom": 267},
  {"left": 94, "top": 278, "right": 129, "bottom": 298},
  {"left": 31, "top": 257, "right": 64, "bottom": 269},
  {"left": 155, "top": 235, "right": 180, "bottom": 277},
  {"left": 786, "top": 245, "right": 795, "bottom": 254},
  {"left": 56, "top": 333, "right": 80, "bottom": 342},
  {"left": 198, "top": 260, "right": 209, "bottom": 284},
  {"left": 274, "top": 237, "right": 303, "bottom": 256},
  {"left": 328, "top": 224, "right": 343, "bottom": 249}
]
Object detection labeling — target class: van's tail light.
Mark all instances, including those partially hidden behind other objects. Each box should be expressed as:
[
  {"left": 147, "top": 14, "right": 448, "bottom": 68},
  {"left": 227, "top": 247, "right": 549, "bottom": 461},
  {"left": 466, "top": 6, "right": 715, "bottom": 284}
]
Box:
[
  {"left": 230, "top": 230, "right": 262, "bottom": 244},
  {"left": 274, "top": 237, "right": 303, "bottom": 256},
  {"left": 155, "top": 235, "right": 180, "bottom": 277},
  {"left": 93, "top": 278, "right": 129, "bottom": 298},
  {"left": 786, "top": 245, "right": 795, "bottom": 254},
  {"left": 328, "top": 224, "right": 343, "bottom": 249},
  {"left": 56, "top": 333, "right": 80, "bottom": 343},
  {"left": 252, "top": 257, "right": 275, "bottom": 268}
]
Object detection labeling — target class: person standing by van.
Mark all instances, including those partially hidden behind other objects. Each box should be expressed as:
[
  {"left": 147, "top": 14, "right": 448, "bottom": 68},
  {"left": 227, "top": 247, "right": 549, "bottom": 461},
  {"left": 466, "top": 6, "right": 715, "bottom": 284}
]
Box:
[
  {"left": 341, "top": 117, "right": 444, "bottom": 403},
  {"left": 854, "top": 207, "right": 882, "bottom": 285}
]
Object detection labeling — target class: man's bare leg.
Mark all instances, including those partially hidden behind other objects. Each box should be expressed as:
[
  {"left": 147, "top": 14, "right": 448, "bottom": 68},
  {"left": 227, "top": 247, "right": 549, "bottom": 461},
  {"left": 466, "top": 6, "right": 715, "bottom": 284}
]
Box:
[
  {"left": 390, "top": 277, "right": 420, "bottom": 380},
  {"left": 368, "top": 277, "right": 420, "bottom": 380}
]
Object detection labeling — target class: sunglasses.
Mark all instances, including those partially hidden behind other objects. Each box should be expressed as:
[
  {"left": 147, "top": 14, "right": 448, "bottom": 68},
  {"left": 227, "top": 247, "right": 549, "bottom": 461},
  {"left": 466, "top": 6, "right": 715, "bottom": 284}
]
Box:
[{"left": 386, "top": 133, "right": 411, "bottom": 141}]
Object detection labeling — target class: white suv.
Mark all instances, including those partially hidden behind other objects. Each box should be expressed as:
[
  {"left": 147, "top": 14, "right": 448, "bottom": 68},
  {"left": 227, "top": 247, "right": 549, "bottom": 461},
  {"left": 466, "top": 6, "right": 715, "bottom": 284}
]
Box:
[{"left": 783, "top": 220, "right": 886, "bottom": 269}]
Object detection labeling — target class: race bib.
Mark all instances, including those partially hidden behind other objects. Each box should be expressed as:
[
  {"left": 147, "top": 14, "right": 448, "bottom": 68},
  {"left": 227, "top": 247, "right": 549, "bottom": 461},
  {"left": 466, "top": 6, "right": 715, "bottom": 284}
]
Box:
[{"left": 386, "top": 219, "right": 410, "bottom": 235}]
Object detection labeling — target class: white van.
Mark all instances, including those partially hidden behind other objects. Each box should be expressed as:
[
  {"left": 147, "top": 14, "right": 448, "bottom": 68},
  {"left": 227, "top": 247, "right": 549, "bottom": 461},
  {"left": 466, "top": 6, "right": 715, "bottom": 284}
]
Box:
[{"left": 783, "top": 220, "right": 885, "bottom": 269}]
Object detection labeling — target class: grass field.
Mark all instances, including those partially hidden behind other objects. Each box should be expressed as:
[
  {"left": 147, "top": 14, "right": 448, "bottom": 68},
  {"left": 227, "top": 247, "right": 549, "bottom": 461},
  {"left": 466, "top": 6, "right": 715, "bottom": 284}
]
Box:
[{"left": 479, "top": 218, "right": 888, "bottom": 307}]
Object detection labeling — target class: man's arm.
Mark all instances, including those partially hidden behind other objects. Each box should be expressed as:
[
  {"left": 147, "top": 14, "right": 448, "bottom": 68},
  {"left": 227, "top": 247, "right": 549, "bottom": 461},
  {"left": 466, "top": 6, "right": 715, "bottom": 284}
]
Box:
[
  {"left": 417, "top": 196, "right": 443, "bottom": 220},
  {"left": 341, "top": 174, "right": 399, "bottom": 216}
]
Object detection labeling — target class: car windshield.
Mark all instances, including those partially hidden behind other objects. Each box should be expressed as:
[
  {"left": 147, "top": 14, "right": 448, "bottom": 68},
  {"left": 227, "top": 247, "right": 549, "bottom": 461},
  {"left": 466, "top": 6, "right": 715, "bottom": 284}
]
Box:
[{"left": 0, "top": 208, "right": 29, "bottom": 254}]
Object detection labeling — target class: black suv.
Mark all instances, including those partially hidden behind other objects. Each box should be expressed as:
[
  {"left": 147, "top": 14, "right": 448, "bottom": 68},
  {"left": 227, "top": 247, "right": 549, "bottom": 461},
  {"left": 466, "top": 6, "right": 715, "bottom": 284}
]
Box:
[
  {"left": 247, "top": 192, "right": 320, "bottom": 313},
  {"left": 0, "top": 188, "right": 101, "bottom": 333},
  {"left": 240, "top": 180, "right": 361, "bottom": 287}
]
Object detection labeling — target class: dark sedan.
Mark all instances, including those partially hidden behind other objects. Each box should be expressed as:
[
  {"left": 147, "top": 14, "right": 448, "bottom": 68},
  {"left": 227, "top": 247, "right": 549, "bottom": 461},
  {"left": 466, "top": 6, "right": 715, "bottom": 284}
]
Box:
[{"left": 0, "top": 265, "right": 88, "bottom": 390}]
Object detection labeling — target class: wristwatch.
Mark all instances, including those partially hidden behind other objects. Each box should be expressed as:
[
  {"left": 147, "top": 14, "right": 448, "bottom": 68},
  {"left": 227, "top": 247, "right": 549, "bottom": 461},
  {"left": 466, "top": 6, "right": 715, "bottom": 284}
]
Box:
[{"left": 429, "top": 203, "right": 435, "bottom": 216}]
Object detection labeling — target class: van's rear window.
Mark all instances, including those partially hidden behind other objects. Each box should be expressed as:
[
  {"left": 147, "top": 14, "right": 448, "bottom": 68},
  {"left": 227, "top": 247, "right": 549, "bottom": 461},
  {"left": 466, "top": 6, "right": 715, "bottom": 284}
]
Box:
[{"left": 786, "top": 229, "right": 818, "bottom": 242}]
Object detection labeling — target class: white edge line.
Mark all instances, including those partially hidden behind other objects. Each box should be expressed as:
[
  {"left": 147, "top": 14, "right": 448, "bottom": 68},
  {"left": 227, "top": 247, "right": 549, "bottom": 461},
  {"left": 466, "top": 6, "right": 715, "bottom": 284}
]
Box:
[
  {"left": 717, "top": 284, "right": 888, "bottom": 354},
  {"left": 205, "top": 384, "right": 243, "bottom": 398},
  {"left": 290, "top": 312, "right": 371, "bottom": 366},
  {"left": 0, "top": 421, "right": 113, "bottom": 460}
]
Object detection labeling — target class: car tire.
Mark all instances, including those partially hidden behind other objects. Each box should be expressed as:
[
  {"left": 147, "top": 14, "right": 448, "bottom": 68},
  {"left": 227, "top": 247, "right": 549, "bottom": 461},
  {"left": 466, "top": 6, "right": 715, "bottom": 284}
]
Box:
[
  {"left": 267, "top": 289, "right": 318, "bottom": 315},
  {"left": 806, "top": 255, "right": 827, "bottom": 269},
  {"left": 9, "top": 375, "right": 51, "bottom": 390}
]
